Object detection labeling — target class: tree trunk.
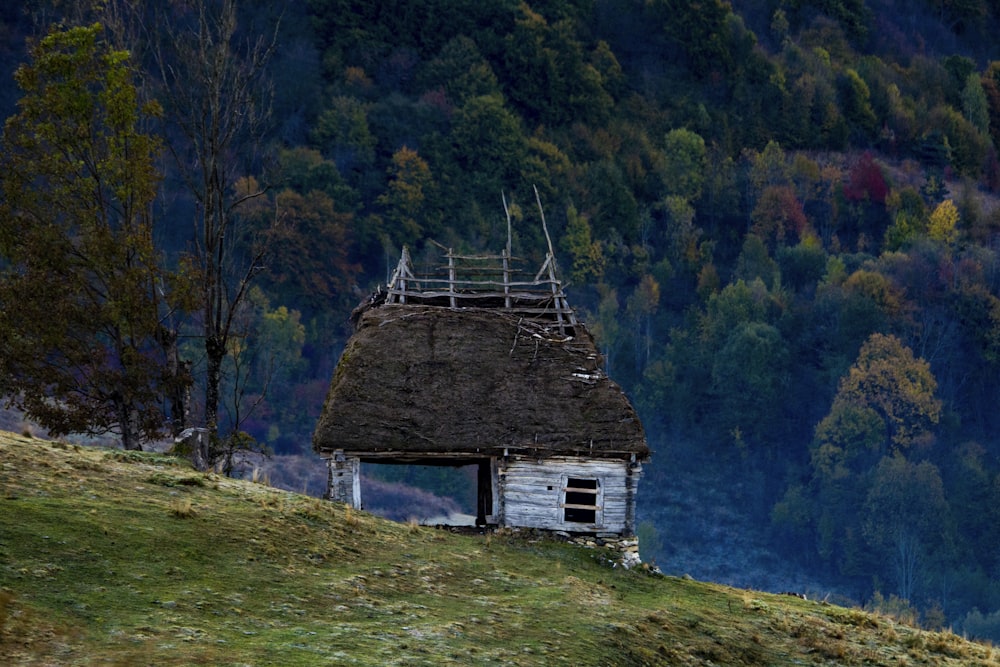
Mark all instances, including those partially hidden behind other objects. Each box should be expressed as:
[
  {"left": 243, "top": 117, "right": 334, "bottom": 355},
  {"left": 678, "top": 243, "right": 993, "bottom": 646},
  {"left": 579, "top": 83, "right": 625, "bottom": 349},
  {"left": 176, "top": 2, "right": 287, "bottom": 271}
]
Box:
[
  {"left": 203, "top": 334, "right": 226, "bottom": 468},
  {"left": 117, "top": 398, "right": 140, "bottom": 451},
  {"left": 159, "top": 325, "right": 189, "bottom": 437}
]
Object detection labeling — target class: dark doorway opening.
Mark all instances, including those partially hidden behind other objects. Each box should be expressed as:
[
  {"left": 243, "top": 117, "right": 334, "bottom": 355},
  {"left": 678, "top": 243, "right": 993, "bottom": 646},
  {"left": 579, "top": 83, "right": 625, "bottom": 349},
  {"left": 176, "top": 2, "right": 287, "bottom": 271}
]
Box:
[{"left": 360, "top": 459, "right": 493, "bottom": 526}]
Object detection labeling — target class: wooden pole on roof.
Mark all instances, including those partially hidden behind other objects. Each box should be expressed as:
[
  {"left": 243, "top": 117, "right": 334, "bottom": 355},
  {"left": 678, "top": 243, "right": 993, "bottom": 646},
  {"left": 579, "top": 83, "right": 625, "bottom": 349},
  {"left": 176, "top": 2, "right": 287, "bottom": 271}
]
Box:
[
  {"left": 386, "top": 246, "right": 404, "bottom": 304},
  {"left": 534, "top": 186, "right": 568, "bottom": 332},
  {"left": 398, "top": 246, "right": 411, "bottom": 304},
  {"left": 448, "top": 248, "right": 457, "bottom": 308},
  {"left": 534, "top": 185, "right": 556, "bottom": 260},
  {"left": 546, "top": 255, "right": 567, "bottom": 333},
  {"left": 502, "top": 191, "right": 512, "bottom": 257},
  {"left": 502, "top": 192, "right": 513, "bottom": 308}
]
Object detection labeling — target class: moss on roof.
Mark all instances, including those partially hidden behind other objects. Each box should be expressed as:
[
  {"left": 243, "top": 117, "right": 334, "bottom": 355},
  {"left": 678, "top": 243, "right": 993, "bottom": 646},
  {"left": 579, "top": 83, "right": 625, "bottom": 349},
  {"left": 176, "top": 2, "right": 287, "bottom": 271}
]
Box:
[{"left": 313, "top": 304, "right": 648, "bottom": 459}]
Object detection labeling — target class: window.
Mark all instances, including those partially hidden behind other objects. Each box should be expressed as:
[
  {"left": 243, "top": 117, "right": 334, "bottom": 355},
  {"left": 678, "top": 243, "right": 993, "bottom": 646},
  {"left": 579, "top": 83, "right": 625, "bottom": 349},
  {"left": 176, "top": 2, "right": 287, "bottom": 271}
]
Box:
[{"left": 563, "top": 477, "right": 599, "bottom": 523}]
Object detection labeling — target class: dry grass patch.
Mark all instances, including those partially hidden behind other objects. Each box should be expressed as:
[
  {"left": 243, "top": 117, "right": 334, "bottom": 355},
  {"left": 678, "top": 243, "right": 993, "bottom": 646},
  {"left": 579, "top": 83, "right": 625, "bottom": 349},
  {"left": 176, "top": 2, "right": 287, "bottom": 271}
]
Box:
[{"left": 169, "top": 498, "right": 197, "bottom": 518}]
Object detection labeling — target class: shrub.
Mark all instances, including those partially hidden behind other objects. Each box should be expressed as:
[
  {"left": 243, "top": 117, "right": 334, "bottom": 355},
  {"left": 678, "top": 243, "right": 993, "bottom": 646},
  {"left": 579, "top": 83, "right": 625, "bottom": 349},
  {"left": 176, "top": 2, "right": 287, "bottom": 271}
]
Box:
[
  {"left": 865, "top": 592, "right": 919, "bottom": 627},
  {"left": 960, "top": 608, "right": 1000, "bottom": 643},
  {"left": 170, "top": 499, "right": 197, "bottom": 519}
]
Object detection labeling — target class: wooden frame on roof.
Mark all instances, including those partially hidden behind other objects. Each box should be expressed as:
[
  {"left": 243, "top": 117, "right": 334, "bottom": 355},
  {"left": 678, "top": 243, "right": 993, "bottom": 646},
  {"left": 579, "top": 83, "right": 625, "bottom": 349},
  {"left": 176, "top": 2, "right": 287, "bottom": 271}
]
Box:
[{"left": 385, "top": 244, "right": 577, "bottom": 335}]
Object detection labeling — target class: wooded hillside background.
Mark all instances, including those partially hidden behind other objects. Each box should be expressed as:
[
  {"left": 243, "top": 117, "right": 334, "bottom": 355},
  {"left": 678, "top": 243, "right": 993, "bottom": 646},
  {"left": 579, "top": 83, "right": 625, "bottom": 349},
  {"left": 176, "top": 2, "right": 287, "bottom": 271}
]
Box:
[{"left": 5, "top": 0, "right": 1000, "bottom": 637}]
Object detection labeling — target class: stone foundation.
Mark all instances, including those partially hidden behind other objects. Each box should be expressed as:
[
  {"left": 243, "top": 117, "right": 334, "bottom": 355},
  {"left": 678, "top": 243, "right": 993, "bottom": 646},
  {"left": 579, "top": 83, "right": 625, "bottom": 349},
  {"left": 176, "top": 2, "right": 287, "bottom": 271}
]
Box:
[{"left": 567, "top": 534, "right": 641, "bottom": 569}]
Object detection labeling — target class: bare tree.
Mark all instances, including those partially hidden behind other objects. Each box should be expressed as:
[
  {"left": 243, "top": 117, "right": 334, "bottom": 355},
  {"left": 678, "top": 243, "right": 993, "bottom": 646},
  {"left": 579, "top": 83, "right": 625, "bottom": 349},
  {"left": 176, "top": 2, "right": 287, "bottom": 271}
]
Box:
[
  {"left": 894, "top": 529, "right": 922, "bottom": 603},
  {"left": 218, "top": 288, "right": 276, "bottom": 476},
  {"left": 149, "top": 0, "right": 279, "bottom": 466}
]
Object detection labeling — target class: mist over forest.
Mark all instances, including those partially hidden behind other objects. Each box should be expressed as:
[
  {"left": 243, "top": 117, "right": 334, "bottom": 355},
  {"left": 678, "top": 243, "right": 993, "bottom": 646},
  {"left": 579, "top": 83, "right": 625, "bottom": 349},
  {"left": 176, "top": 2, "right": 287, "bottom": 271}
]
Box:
[{"left": 5, "top": 0, "right": 1000, "bottom": 640}]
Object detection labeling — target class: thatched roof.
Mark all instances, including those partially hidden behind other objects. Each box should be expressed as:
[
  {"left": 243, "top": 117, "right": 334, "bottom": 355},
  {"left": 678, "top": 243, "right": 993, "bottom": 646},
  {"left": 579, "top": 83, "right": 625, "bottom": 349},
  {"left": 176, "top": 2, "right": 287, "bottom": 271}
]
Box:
[{"left": 312, "top": 304, "right": 648, "bottom": 460}]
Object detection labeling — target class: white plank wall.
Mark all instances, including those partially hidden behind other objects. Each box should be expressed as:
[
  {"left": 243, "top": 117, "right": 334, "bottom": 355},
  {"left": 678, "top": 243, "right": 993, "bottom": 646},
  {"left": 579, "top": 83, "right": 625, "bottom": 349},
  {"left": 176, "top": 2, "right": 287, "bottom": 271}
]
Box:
[{"left": 501, "top": 458, "right": 629, "bottom": 533}]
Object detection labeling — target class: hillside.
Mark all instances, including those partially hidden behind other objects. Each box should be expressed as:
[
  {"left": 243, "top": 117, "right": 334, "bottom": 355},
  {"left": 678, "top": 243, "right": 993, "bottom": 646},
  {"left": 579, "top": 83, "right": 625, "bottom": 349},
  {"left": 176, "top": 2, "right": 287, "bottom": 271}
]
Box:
[
  {"left": 8, "top": 0, "right": 1000, "bottom": 629},
  {"left": 0, "top": 433, "right": 996, "bottom": 666}
]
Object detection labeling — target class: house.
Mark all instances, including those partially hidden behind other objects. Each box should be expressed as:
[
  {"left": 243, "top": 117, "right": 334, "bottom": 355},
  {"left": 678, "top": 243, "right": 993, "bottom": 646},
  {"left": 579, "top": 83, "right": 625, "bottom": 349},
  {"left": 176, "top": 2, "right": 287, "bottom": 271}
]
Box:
[{"left": 312, "top": 241, "right": 650, "bottom": 538}]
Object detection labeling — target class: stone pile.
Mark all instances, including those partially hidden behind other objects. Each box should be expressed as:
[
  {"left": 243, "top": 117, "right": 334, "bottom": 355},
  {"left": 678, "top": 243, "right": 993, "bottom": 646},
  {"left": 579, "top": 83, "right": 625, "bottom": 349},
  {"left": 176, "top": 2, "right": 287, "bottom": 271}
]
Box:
[{"left": 556, "top": 531, "right": 642, "bottom": 569}]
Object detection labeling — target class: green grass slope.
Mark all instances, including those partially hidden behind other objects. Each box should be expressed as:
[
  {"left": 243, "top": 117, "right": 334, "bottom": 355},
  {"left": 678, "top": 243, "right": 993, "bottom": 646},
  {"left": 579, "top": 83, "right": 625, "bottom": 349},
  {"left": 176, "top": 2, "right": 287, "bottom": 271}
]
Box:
[{"left": 0, "top": 433, "right": 996, "bottom": 666}]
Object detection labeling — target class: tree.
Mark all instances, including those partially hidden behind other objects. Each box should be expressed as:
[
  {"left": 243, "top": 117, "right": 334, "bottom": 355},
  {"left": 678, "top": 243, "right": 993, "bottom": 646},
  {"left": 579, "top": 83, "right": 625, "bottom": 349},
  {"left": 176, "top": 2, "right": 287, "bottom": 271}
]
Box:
[
  {"left": 825, "top": 269, "right": 906, "bottom": 353},
  {"left": 982, "top": 62, "right": 1000, "bottom": 150},
  {"left": 734, "top": 235, "right": 781, "bottom": 290},
  {"left": 151, "top": 0, "right": 278, "bottom": 466},
  {"left": 862, "top": 455, "right": 951, "bottom": 601},
  {"left": 217, "top": 286, "right": 306, "bottom": 469},
  {"left": 929, "top": 104, "right": 991, "bottom": 178},
  {"left": 811, "top": 402, "right": 885, "bottom": 480},
  {"left": 838, "top": 68, "right": 877, "bottom": 141},
  {"left": 823, "top": 333, "right": 941, "bottom": 455},
  {"left": 376, "top": 146, "right": 438, "bottom": 248},
  {"left": 662, "top": 128, "right": 707, "bottom": 202},
  {"left": 0, "top": 24, "right": 187, "bottom": 449},
  {"left": 700, "top": 278, "right": 780, "bottom": 348},
  {"left": 250, "top": 186, "right": 360, "bottom": 315},
  {"left": 743, "top": 141, "right": 789, "bottom": 230},
  {"left": 311, "top": 96, "right": 376, "bottom": 172},
  {"left": 843, "top": 151, "right": 888, "bottom": 205},
  {"left": 776, "top": 236, "right": 828, "bottom": 293},
  {"left": 962, "top": 72, "right": 990, "bottom": 135},
  {"left": 710, "top": 321, "right": 790, "bottom": 447},
  {"left": 589, "top": 284, "right": 621, "bottom": 377},
  {"left": 417, "top": 36, "right": 501, "bottom": 106},
  {"left": 448, "top": 94, "right": 527, "bottom": 202},
  {"left": 500, "top": 5, "right": 612, "bottom": 126},
  {"left": 930, "top": 0, "right": 989, "bottom": 34},
  {"left": 560, "top": 204, "right": 604, "bottom": 284},
  {"left": 805, "top": 335, "right": 942, "bottom": 581},
  {"left": 746, "top": 140, "right": 789, "bottom": 197},
  {"left": 662, "top": 195, "right": 698, "bottom": 266},
  {"left": 884, "top": 187, "right": 928, "bottom": 250},
  {"left": 928, "top": 199, "right": 960, "bottom": 247},
  {"left": 626, "top": 274, "right": 660, "bottom": 375},
  {"left": 647, "top": 0, "right": 738, "bottom": 78},
  {"left": 751, "top": 185, "right": 809, "bottom": 249}
]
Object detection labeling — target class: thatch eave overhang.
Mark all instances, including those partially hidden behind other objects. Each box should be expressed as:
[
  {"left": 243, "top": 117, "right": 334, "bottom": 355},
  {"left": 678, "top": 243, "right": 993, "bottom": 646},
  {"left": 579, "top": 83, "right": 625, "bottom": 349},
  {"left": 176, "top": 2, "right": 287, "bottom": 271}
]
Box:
[{"left": 336, "top": 447, "right": 647, "bottom": 466}]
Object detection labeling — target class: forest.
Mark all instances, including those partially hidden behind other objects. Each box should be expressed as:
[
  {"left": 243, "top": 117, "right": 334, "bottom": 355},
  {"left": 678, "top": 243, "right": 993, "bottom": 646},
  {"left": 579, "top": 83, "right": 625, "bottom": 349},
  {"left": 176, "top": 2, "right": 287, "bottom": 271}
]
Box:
[{"left": 4, "top": 0, "right": 1000, "bottom": 638}]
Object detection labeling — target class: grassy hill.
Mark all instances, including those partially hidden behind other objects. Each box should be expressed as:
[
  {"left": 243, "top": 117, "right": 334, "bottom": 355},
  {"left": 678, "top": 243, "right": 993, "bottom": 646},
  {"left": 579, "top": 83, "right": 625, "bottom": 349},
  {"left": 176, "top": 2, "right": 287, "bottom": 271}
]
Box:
[{"left": 0, "top": 433, "right": 996, "bottom": 666}]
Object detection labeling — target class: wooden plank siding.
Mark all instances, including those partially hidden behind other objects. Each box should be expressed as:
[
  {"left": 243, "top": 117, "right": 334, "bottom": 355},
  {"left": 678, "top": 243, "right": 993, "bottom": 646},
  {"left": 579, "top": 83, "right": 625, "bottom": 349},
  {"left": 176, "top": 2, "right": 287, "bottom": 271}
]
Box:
[{"left": 499, "top": 458, "right": 632, "bottom": 534}]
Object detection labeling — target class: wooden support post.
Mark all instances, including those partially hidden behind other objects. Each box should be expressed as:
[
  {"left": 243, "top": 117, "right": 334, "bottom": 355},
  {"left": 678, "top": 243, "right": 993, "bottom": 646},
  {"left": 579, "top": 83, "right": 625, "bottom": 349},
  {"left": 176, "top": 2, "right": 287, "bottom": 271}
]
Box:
[
  {"left": 328, "top": 450, "right": 361, "bottom": 509},
  {"left": 546, "top": 255, "right": 566, "bottom": 333},
  {"left": 496, "top": 454, "right": 508, "bottom": 528},
  {"left": 477, "top": 459, "right": 493, "bottom": 526},
  {"left": 398, "top": 247, "right": 411, "bottom": 304},
  {"left": 448, "top": 248, "right": 457, "bottom": 308},
  {"left": 502, "top": 249, "right": 511, "bottom": 309}
]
